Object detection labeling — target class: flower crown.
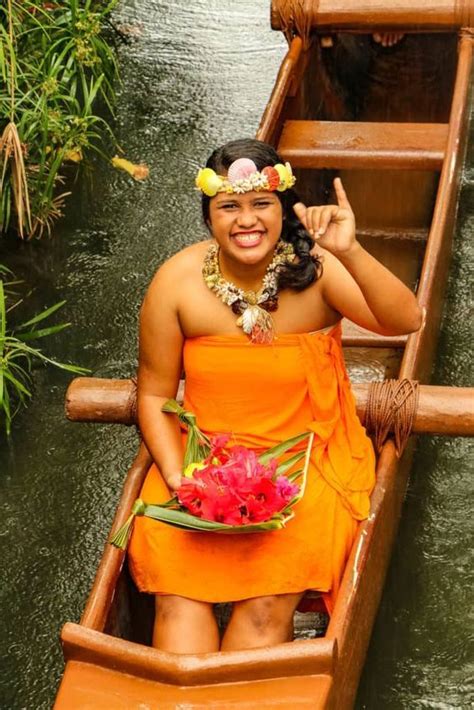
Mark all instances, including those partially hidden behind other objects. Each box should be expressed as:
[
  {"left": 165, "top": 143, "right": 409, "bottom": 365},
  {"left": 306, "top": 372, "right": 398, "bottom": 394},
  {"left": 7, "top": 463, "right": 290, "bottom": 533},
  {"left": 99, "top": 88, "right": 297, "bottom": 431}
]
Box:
[{"left": 195, "top": 157, "right": 296, "bottom": 197}]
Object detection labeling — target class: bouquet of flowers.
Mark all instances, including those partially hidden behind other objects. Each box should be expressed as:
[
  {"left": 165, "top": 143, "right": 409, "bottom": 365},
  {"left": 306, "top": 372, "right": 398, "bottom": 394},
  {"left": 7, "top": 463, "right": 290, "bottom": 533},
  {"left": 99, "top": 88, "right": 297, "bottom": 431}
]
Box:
[{"left": 110, "top": 399, "right": 314, "bottom": 549}]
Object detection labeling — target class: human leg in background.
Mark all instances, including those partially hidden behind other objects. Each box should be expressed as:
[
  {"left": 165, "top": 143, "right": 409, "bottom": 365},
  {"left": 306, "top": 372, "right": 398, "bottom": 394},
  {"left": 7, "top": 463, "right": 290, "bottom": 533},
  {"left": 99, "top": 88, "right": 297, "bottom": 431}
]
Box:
[{"left": 372, "top": 32, "right": 405, "bottom": 47}]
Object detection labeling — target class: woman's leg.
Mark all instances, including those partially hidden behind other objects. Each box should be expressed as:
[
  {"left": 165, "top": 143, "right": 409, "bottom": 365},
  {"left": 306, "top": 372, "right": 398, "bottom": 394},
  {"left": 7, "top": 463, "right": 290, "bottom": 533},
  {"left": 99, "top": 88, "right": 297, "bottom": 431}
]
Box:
[
  {"left": 153, "top": 594, "right": 220, "bottom": 653},
  {"left": 220, "top": 592, "right": 305, "bottom": 651}
]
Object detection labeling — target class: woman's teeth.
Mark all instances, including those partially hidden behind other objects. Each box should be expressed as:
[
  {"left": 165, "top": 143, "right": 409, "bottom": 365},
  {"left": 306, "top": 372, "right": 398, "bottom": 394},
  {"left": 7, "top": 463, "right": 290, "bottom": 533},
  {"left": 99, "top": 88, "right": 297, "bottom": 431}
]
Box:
[{"left": 233, "top": 232, "right": 262, "bottom": 245}]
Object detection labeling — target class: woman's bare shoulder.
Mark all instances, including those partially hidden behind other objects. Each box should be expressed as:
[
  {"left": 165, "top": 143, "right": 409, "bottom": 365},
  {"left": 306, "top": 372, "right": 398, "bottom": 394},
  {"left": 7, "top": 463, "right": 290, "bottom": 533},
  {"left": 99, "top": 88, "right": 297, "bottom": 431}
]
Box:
[{"left": 146, "top": 239, "right": 211, "bottom": 296}]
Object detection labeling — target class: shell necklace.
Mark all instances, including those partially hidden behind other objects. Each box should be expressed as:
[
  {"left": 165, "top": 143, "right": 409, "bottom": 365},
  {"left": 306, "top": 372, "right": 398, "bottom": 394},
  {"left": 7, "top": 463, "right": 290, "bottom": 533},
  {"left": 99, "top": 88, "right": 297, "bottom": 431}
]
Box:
[{"left": 202, "top": 241, "right": 295, "bottom": 344}]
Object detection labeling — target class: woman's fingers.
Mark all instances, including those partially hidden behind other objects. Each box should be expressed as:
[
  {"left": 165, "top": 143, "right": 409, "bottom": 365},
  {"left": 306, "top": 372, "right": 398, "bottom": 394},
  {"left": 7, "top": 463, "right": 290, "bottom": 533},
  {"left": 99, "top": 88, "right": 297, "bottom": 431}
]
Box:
[
  {"left": 294, "top": 196, "right": 351, "bottom": 238},
  {"left": 293, "top": 201, "right": 323, "bottom": 237},
  {"left": 293, "top": 202, "right": 308, "bottom": 230},
  {"left": 333, "top": 178, "right": 352, "bottom": 212},
  {"left": 318, "top": 206, "right": 337, "bottom": 235},
  {"left": 307, "top": 207, "right": 322, "bottom": 236}
]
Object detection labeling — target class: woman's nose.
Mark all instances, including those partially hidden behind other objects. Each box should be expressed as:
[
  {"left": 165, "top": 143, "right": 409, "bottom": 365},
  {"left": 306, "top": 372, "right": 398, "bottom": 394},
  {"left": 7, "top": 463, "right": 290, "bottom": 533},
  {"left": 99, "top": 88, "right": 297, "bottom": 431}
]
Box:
[{"left": 236, "top": 207, "right": 258, "bottom": 227}]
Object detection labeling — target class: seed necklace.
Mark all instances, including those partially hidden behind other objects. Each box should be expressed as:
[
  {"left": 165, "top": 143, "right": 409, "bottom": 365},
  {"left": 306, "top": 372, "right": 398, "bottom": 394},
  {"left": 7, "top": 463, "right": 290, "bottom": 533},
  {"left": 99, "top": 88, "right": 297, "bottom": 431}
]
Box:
[{"left": 202, "top": 241, "right": 295, "bottom": 344}]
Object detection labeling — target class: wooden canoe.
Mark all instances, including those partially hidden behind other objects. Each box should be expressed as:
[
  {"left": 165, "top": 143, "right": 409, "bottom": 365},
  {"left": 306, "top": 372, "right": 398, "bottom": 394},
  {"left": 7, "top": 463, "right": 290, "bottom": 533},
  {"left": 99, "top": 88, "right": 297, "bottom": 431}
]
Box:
[{"left": 54, "top": 5, "right": 473, "bottom": 708}]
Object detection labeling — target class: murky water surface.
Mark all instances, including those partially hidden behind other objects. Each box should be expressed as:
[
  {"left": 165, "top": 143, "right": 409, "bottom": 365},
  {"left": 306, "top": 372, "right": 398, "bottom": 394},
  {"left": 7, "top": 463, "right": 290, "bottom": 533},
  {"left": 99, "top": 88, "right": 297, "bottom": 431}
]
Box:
[{"left": 0, "top": 3, "right": 472, "bottom": 708}]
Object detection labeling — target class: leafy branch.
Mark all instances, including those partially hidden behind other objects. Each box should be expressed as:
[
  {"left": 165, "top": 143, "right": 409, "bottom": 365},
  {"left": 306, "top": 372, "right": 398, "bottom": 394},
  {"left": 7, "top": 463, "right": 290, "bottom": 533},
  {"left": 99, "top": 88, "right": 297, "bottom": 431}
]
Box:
[
  {"left": 0, "top": 273, "right": 88, "bottom": 435},
  {"left": 0, "top": 0, "right": 120, "bottom": 238}
]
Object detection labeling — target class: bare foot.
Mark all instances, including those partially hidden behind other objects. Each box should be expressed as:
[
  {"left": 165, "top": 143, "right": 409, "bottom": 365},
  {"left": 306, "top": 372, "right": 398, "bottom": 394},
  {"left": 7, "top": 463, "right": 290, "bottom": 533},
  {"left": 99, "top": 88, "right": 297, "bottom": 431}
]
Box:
[{"left": 373, "top": 32, "right": 405, "bottom": 48}]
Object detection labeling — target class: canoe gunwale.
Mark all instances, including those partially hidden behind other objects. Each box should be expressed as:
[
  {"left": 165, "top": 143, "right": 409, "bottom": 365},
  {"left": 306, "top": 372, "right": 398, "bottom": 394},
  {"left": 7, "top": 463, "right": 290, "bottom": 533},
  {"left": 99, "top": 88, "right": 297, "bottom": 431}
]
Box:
[
  {"left": 61, "top": 622, "right": 338, "bottom": 686},
  {"left": 257, "top": 36, "right": 303, "bottom": 146},
  {"left": 400, "top": 35, "right": 473, "bottom": 380},
  {"left": 79, "top": 443, "right": 152, "bottom": 631},
  {"left": 323, "top": 32, "right": 473, "bottom": 707}
]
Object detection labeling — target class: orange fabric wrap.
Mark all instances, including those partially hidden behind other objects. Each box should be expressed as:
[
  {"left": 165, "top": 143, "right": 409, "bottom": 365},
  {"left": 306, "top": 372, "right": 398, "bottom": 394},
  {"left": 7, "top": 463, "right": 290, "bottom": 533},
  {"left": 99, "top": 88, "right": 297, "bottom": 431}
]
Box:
[{"left": 128, "top": 325, "right": 375, "bottom": 613}]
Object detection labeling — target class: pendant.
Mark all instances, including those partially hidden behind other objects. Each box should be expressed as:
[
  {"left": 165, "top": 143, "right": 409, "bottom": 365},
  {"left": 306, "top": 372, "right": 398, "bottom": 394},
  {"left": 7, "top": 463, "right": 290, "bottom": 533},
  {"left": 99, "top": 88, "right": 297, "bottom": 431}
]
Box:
[{"left": 236, "top": 305, "right": 274, "bottom": 344}]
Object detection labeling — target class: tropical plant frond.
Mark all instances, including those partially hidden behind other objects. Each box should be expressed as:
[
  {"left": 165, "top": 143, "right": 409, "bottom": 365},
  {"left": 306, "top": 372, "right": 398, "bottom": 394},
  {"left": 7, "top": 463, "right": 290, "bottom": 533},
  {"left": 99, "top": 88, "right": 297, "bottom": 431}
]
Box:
[
  {"left": 0, "top": 121, "right": 32, "bottom": 237},
  {"left": 1, "top": 0, "right": 121, "bottom": 238},
  {"left": 0, "top": 272, "right": 89, "bottom": 434}
]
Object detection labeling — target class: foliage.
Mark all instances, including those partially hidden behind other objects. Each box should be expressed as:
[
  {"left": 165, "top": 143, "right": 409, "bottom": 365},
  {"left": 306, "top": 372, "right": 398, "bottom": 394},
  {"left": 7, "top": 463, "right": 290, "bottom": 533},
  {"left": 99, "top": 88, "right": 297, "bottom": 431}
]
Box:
[
  {"left": 0, "top": 0, "right": 120, "bottom": 238},
  {"left": 0, "top": 264, "right": 88, "bottom": 435}
]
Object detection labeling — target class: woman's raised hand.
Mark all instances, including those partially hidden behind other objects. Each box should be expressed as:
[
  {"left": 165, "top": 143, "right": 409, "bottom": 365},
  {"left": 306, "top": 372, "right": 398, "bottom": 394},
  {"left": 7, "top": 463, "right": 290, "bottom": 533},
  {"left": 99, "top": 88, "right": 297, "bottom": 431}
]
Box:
[{"left": 293, "top": 178, "right": 357, "bottom": 257}]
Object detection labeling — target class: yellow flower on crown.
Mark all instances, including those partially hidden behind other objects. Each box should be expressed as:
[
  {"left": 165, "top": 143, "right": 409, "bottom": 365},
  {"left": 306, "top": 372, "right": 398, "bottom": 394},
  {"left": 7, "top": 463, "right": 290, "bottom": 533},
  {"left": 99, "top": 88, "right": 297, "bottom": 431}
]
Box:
[
  {"left": 274, "top": 162, "right": 296, "bottom": 192},
  {"left": 195, "top": 168, "right": 224, "bottom": 197}
]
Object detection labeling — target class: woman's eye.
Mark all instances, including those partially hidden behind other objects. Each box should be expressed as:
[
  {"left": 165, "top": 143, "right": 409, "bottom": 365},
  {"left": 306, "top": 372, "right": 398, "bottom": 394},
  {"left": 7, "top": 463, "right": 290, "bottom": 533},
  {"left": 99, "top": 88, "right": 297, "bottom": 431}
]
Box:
[
  {"left": 255, "top": 201, "right": 271, "bottom": 208},
  {"left": 220, "top": 203, "right": 237, "bottom": 210}
]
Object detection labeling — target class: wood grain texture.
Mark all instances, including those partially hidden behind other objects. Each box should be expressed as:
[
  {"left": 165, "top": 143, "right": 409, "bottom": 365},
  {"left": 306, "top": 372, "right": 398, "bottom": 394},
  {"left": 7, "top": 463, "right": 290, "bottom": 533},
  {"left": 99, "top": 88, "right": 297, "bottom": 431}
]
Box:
[
  {"left": 278, "top": 120, "right": 448, "bottom": 170},
  {"left": 55, "top": 659, "right": 333, "bottom": 709},
  {"left": 64, "top": 377, "right": 474, "bottom": 436},
  {"left": 60, "top": 622, "right": 337, "bottom": 684},
  {"left": 271, "top": 0, "right": 473, "bottom": 31}
]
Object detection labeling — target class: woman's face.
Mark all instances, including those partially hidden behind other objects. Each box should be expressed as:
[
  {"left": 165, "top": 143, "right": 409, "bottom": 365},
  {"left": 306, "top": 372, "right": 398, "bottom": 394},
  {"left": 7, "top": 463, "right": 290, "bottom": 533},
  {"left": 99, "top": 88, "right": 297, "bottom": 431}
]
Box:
[{"left": 208, "top": 190, "right": 283, "bottom": 268}]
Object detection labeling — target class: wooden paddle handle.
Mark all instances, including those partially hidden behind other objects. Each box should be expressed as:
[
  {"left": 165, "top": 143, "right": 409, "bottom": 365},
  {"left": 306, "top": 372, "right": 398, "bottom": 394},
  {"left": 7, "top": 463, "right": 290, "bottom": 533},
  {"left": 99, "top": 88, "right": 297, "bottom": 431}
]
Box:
[{"left": 65, "top": 378, "right": 474, "bottom": 437}]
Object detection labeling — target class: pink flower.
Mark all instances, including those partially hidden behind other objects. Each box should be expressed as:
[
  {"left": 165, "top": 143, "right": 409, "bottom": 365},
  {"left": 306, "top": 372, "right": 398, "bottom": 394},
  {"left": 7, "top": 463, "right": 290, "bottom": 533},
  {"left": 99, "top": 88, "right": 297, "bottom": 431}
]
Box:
[
  {"left": 176, "top": 442, "right": 300, "bottom": 526},
  {"left": 208, "top": 434, "right": 231, "bottom": 462},
  {"left": 177, "top": 478, "right": 207, "bottom": 516},
  {"left": 275, "top": 476, "right": 299, "bottom": 501}
]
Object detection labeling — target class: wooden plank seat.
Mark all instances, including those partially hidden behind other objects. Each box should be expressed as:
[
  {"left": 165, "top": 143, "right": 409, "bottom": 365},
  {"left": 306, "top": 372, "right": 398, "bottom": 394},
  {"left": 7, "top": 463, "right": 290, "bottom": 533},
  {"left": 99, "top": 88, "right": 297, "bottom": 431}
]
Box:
[{"left": 278, "top": 120, "right": 448, "bottom": 170}]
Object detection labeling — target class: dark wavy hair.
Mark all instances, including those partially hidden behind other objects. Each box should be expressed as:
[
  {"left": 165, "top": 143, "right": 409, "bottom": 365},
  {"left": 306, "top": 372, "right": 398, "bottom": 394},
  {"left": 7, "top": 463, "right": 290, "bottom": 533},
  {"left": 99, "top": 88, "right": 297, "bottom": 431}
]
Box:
[{"left": 201, "top": 138, "right": 322, "bottom": 291}]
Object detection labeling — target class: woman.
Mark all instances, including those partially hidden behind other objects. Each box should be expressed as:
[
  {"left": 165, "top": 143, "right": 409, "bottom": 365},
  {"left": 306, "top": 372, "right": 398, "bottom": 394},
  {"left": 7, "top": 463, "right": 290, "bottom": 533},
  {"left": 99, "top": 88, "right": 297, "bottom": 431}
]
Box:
[{"left": 128, "top": 138, "right": 422, "bottom": 655}]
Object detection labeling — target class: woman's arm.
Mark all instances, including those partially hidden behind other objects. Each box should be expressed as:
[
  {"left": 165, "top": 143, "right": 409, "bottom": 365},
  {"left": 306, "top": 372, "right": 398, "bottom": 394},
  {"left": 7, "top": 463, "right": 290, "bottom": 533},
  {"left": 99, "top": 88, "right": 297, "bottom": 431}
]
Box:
[
  {"left": 293, "top": 178, "right": 423, "bottom": 336},
  {"left": 137, "top": 262, "right": 185, "bottom": 492}
]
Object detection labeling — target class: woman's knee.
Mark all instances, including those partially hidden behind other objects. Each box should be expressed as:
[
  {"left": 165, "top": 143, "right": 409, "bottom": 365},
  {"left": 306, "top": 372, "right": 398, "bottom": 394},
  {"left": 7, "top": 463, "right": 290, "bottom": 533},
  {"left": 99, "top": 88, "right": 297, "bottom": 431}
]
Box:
[
  {"left": 155, "top": 594, "right": 214, "bottom": 622},
  {"left": 232, "top": 594, "right": 300, "bottom": 634}
]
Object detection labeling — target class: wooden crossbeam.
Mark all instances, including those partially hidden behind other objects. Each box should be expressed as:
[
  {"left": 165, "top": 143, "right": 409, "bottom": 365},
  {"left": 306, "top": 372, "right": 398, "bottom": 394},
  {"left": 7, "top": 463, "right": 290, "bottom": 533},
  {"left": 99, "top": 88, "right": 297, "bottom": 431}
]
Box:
[
  {"left": 64, "top": 378, "right": 474, "bottom": 436},
  {"left": 271, "top": 0, "right": 473, "bottom": 31},
  {"left": 278, "top": 121, "right": 448, "bottom": 170}
]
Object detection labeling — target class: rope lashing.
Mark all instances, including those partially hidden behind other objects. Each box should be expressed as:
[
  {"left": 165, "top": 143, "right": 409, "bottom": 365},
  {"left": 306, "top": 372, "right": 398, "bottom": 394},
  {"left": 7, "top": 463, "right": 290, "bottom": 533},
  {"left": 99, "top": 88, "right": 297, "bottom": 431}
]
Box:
[
  {"left": 273, "top": 0, "right": 316, "bottom": 48},
  {"left": 365, "top": 379, "right": 419, "bottom": 457}
]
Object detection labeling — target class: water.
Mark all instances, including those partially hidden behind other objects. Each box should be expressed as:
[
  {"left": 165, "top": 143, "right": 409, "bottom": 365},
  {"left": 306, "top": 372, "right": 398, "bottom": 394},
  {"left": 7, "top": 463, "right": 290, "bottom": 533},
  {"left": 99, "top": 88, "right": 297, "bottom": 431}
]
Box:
[{"left": 0, "top": 3, "right": 472, "bottom": 708}]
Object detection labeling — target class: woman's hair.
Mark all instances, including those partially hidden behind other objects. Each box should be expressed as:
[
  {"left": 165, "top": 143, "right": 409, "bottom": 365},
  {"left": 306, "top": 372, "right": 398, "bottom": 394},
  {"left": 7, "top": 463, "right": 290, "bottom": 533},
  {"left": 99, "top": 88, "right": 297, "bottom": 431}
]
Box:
[{"left": 201, "top": 138, "right": 322, "bottom": 291}]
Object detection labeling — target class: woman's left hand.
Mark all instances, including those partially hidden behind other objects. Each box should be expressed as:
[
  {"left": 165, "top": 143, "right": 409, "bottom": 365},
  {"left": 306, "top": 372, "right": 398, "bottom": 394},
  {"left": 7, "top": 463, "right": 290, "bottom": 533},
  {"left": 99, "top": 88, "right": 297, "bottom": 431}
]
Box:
[{"left": 293, "top": 178, "right": 357, "bottom": 257}]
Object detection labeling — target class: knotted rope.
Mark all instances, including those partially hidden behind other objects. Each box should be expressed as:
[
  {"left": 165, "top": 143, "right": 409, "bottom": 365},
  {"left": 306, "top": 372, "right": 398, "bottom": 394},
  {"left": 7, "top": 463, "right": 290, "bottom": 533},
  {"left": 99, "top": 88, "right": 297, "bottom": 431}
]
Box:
[
  {"left": 365, "top": 379, "right": 419, "bottom": 457},
  {"left": 273, "top": 0, "right": 316, "bottom": 48}
]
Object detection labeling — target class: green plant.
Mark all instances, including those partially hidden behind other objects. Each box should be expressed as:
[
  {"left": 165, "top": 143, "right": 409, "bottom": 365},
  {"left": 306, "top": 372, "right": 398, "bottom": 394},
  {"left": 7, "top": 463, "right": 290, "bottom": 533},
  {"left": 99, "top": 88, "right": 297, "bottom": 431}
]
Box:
[
  {"left": 0, "top": 0, "right": 120, "bottom": 238},
  {"left": 0, "top": 266, "right": 88, "bottom": 434}
]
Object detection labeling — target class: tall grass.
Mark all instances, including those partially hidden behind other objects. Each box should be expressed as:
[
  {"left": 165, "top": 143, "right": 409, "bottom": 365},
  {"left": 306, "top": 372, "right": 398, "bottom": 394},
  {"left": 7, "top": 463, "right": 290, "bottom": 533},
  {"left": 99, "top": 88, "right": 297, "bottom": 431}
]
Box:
[
  {"left": 0, "top": 265, "right": 88, "bottom": 435},
  {"left": 0, "top": 0, "right": 119, "bottom": 238}
]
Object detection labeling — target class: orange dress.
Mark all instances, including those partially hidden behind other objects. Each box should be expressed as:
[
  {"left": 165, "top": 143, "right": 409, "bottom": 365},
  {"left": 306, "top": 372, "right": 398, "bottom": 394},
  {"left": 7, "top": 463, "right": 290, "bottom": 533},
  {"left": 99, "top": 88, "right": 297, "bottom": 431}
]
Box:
[{"left": 128, "top": 324, "right": 375, "bottom": 613}]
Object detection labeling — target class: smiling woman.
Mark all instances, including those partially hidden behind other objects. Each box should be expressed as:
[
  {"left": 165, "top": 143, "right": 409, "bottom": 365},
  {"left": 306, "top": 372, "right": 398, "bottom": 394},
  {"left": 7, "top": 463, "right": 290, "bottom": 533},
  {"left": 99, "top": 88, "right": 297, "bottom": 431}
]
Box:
[
  {"left": 201, "top": 140, "right": 320, "bottom": 297},
  {"left": 127, "top": 136, "right": 422, "bottom": 655}
]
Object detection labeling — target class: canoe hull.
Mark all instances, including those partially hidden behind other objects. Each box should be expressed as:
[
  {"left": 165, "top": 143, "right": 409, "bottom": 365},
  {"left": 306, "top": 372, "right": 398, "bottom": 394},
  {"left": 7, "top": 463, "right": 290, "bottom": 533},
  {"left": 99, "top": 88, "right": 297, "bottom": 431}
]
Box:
[{"left": 54, "top": 22, "right": 473, "bottom": 710}]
